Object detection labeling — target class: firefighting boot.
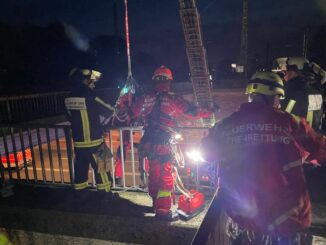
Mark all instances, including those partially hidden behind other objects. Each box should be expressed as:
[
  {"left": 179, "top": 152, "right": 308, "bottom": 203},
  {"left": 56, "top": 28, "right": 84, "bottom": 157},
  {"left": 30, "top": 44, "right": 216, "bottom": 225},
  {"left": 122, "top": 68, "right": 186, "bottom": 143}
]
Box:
[{"left": 155, "top": 210, "right": 179, "bottom": 222}]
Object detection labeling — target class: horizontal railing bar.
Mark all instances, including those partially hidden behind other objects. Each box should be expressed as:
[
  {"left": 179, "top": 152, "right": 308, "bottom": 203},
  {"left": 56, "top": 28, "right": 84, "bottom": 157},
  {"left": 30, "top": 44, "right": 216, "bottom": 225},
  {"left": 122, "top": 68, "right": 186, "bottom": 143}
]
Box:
[{"left": 0, "top": 92, "right": 69, "bottom": 102}]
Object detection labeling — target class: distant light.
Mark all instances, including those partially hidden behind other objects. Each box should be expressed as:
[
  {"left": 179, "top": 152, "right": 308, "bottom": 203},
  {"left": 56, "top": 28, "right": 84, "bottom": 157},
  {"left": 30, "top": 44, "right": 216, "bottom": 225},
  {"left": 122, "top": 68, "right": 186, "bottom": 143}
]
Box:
[
  {"left": 231, "top": 63, "right": 237, "bottom": 68},
  {"left": 186, "top": 150, "right": 204, "bottom": 162},
  {"left": 174, "top": 133, "right": 182, "bottom": 140},
  {"left": 236, "top": 66, "right": 244, "bottom": 73}
]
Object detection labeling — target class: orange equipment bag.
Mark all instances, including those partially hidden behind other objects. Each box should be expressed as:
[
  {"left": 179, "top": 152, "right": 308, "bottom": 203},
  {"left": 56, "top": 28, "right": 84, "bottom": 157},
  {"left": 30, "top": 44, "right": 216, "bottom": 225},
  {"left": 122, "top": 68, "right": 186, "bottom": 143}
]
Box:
[{"left": 178, "top": 189, "right": 205, "bottom": 214}]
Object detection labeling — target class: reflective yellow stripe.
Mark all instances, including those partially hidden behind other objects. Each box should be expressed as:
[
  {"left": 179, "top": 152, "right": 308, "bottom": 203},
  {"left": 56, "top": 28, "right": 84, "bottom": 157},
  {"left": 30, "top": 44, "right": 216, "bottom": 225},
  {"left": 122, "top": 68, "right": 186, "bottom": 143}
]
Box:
[
  {"left": 306, "top": 111, "right": 313, "bottom": 126},
  {"left": 282, "top": 158, "right": 303, "bottom": 171},
  {"left": 80, "top": 110, "right": 91, "bottom": 142},
  {"left": 92, "top": 153, "right": 97, "bottom": 162},
  {"left": 74, "top": 138, "right": 103, "bottom": 148},
  {"left": 285, "top": 100, "right": 296, "bottom": 113},
  {"left": 102, "top": 171, "right": 110, "bottom": 185},
  {"left": 99, "top": 172, "right": 111, "bottom": 192},
  {"left": 157, "top": 190, "right": 171, "bottom": 198},
  {"left": 268, "top": 205, "right": 300, "bottom": 231},
  {"left": 95, "top": 97, "right": 115, "bottom": 111},
  {"left": 97, "top": 181, "right": 111, "bottom": 192},
  {"left": 74, "top": 181, "right": 89, "bottom": 190}
]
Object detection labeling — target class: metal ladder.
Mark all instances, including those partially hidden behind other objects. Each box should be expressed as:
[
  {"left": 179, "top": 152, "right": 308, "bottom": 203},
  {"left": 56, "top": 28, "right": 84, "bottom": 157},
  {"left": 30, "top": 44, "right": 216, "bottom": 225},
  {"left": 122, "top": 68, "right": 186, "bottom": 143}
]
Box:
[{"left": 179, "top": 0, "right": 215, "bottom": 127}]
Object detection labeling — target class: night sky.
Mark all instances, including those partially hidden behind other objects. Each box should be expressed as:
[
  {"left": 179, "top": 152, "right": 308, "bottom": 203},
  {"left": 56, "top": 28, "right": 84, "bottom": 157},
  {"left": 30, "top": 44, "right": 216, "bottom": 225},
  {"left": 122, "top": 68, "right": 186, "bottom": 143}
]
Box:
[{"left": 0, "top": 0, "right": 325, "bottom": 84}]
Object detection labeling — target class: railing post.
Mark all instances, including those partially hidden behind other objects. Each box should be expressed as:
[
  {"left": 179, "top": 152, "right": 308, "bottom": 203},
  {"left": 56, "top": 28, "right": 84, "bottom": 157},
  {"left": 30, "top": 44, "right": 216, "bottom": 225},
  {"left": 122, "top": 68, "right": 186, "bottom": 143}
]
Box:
[
  {"left": 27, "top": 128, "right": 38, "bottom": 183},
  {"left": 5, "top": 100, "right": 12, "bottom": 124},
  {"left": 10, "top": 129, "right": 21, "bottom": 179},
  {"left": 1, "top": 128, "right": 13, "bottom": 179},
  {"left": 130, "top": 129, "right": 136, "bottom": 187},
  {"left": 45, "top": 127, "right": 55, "bottom": 183},
  {"left": 109, "top": 130, "right": 116, "bottom": 187},
  {"left": 0, "top": 152, "right": 6, "bottom": 184},
  {"left": 64, "top": 127, "right": 74, "bottom": 184},
  {"left": 36, "top": 128, "right": 46, "bottom": 183},
  {"left": 54, "top": 127, "right": 64, "bottom": 184},
  {"left": 18, "top": 128, "right": 30, "bottom": 181},
  {"left": 119, "top": 129, "right": 126, "bottom": 188},
  {"left": 54, "top": 93, "right": 58, "bottom": 114}
]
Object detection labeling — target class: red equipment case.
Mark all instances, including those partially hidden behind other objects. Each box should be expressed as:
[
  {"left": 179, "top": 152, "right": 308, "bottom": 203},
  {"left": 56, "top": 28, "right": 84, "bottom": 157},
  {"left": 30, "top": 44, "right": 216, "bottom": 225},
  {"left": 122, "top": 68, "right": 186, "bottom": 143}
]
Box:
[{"left": 178, "top": 189, "right": 205, "bottom": 215}]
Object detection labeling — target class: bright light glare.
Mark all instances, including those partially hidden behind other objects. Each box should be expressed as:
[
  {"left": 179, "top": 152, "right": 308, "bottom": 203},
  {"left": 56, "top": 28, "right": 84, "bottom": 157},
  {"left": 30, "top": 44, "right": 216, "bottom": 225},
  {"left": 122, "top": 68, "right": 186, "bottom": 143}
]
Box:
[
  {"left": 231, "top": 63, "right": 237, "bottom": 68},
  {"left": 186, "top": 150, "right": 204, "bottom": 162},
  {"left": 174, "top": 133, "right": 182, "bottom": 140}
]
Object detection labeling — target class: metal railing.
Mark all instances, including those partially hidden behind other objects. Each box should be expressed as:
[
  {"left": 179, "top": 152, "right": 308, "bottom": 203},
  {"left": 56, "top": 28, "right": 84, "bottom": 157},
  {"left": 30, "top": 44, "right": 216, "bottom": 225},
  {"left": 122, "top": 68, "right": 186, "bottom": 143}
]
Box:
[
  {"left": 106, "top": 126, "right": 146, "bottom": 191},
  {"left": 0, "top": 124, "right": 214, "bottom": 192},
  {"left": 0, "top": 92, "right": 69, "bottom": 125},
  {"left": 0, "top": 124, "right": 74, "bottom": 185},
  {"left": 0, "top": 89, "right": 120, "bottom": 125},
  {"left": 1, "top": 123, "right": 227, "bottom": 243}
]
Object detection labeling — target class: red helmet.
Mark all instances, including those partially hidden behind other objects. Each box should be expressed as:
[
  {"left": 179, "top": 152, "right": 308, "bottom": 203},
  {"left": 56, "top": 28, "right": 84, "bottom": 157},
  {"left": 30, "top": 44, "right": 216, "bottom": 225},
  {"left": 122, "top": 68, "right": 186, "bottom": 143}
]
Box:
[{"left": 152, "top": 65, "right": 173, "bottom": 81}]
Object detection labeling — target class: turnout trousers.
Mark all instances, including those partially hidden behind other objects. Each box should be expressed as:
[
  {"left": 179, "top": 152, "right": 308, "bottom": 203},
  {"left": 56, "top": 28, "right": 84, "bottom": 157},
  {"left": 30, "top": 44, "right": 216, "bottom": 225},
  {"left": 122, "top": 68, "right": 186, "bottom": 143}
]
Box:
[{"left": 74, "top": 146, "right": 112, "bottom": 192}]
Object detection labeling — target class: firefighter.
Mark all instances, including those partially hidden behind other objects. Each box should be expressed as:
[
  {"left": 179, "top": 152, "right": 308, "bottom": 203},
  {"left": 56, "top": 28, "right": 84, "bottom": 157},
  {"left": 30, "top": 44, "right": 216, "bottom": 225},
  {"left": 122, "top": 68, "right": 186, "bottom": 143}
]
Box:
[
  {"left": 123, "top": 65, "right": 216, "bottom": 221},
  {"left": 202, "top": 71, "right": 326, "bottom": 244},
  {"left": 65, "top": 68, "right": 114, "bottom": 195},
  {"left": 274, "top": 57, "right": 324, "bottom": 133}
]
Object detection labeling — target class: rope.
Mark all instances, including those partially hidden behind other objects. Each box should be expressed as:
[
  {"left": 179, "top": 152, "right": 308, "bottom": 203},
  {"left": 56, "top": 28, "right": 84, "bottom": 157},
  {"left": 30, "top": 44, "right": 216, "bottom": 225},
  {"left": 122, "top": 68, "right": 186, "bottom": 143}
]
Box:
[
  {"left": 124, "top": 0, "right": 132, "bottom": 78},
  {"left": 173, "top": 166, "right": 192, "bottom": 199},
  {"left": 103, "top": 0, "right": 136, "bottom": 126}
]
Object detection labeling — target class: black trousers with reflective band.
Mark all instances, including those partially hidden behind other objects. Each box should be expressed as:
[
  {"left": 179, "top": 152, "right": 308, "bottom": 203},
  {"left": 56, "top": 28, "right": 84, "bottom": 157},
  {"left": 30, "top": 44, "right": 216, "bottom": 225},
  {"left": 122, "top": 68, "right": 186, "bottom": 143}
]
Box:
[{"left": 74, "top": 146, "right": 112, "bottom": 187}]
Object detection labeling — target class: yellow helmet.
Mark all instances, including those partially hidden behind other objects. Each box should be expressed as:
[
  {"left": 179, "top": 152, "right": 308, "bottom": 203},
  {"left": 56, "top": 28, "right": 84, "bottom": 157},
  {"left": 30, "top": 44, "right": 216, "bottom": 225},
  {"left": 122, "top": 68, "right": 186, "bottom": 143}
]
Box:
[
  {"left": 246, "top": 72, "right": 285, "bottom": 97},
  {"left": 286, "top": 57, "right": 309, "bottom": 71},
  {"left": 69, "top": 68, "right": 102, "bottom": 83}
]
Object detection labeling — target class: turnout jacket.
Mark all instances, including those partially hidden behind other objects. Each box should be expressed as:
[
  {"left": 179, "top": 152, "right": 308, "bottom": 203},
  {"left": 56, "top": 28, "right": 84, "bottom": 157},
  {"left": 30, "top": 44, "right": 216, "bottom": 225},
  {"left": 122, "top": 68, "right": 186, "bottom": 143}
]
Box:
[
  {"left": 65, "top": 86, "right": 114, "bottom": 148},
  {"left": 203, "top": 102, "right": 326, "bottom": 237},
  {"left": 281, "top": 75, "right": 323, "bottom": 132}
]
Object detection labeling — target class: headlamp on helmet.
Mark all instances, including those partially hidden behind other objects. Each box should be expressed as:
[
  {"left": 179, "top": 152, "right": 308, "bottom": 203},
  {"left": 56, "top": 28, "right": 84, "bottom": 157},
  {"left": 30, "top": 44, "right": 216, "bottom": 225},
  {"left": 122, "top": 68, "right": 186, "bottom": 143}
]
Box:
[{"left": 246, "top": 72, "right": 285, "bottom": 98}]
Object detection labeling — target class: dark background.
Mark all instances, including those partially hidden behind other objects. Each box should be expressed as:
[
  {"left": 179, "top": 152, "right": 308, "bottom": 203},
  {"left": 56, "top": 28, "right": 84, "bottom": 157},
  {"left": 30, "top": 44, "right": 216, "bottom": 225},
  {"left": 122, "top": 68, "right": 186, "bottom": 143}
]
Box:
[{"left": 0, "top": 0, "right": 325, "bottom": 95}]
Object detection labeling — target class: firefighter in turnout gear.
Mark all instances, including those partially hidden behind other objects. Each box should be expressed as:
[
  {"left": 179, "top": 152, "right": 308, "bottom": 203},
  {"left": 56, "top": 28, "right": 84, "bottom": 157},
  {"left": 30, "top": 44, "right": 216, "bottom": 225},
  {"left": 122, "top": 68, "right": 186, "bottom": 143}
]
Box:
[
  {"left": 274, "top": 57, "right": 324, "bottom": 133},
  {"left": 202, "top": 72, "right": 326, "bottom": 244},
  {"left": 65, "top": 68, "right": 114, "bottom": 193},
  {"left": 122, "top": 65, "right": 215, "bottom": 221}
]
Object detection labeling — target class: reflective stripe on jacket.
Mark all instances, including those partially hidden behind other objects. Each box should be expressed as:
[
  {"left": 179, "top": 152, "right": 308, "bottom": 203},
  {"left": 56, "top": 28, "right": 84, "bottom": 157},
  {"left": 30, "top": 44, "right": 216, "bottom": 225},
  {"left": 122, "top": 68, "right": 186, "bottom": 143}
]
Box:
[
  {"left": 282, "top": 76, "right": 323, "bottom": 132},
  {"left": 65, "top": 87, "right": 114, "bottom": 148}
]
